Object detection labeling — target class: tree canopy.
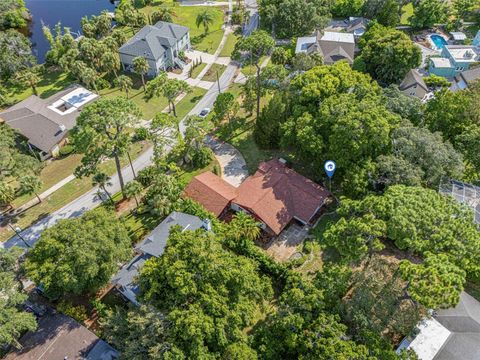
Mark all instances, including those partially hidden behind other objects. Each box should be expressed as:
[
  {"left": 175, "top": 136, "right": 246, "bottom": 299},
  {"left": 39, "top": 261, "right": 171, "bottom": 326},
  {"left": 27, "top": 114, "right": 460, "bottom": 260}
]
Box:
[{"left": 24, "top": 208, "right": 131, "bottom": 299}]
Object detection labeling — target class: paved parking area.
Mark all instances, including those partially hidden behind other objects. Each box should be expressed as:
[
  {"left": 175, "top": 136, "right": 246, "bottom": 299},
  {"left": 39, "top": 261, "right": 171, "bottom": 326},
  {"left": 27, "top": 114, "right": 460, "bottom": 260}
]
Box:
[{"left": 265, "top": 223, "right": 311, "bottom": 262}]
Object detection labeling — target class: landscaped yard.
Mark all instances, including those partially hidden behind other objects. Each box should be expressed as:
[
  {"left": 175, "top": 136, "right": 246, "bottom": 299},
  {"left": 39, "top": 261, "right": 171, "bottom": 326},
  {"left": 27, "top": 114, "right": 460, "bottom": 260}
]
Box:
[
  {"left": 0, "top": 140, "right": 150, "bottom": 243},
  {"left": 4, "top": 70, "right": 74, "bottom": 106},
  {"left": 175, "top": 86, "right": 207, "bottom": 118},
  {"left": 190, "top": 62, "right": 207, "bottom": 79},
  {"left": 201, "top": 63, "right": 226, "bottom": 82},
  {"left": 219, "top": 32, "right": 238, "bottom": 57},
  {"left": 400, "top": 3, "right": 414, "bottom": 25},
  {"left": 137, "top": 2, "right": 226, "bottom": 54}
]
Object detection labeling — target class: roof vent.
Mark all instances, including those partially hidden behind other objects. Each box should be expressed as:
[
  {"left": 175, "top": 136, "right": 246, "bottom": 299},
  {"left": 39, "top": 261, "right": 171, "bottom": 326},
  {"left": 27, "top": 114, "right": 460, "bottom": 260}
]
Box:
[
  {"left": 279, "top": 158, "right": 287, "bottom": 164},
  {"left": 59, "top": 124, "right": 66, "bottom": 132},
  {"left": 202, "top": 219, "right": 212, "bottom": 232}
]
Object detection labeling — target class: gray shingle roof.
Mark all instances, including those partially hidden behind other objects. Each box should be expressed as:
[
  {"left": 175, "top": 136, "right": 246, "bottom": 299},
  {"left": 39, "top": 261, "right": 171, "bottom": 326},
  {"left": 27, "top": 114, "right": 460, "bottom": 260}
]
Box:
[
  {"left": 0, "top": 85, "right": 95, "bottom": 153},
  {"left": 432, "top": 292, "right": 480, "bottom": 360},
  {"left": 456, "top": 67, "right": 480, "bottom": 86},
  {"left": 119, "top": 21, "right": 189, "bottom": 60},
  {"left": 136, "top": 211, "right": 204, "bottom": 257},
  {"left": 399, "top": 69, "right": 428, "bottom": 92}
]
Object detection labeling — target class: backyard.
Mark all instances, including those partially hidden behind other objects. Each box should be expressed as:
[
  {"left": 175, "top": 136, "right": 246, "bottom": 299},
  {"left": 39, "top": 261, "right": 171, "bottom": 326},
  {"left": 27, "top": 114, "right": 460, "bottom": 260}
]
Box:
[{"left": 137, "top": 1, "right": 226, "bottom": 54}]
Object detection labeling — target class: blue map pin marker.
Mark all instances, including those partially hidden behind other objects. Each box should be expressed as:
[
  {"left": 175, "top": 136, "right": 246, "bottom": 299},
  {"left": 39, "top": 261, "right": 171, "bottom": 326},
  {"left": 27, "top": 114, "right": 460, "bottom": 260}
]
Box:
[{"left": 324, "top": 160, "right": 336, "bottom": 179}]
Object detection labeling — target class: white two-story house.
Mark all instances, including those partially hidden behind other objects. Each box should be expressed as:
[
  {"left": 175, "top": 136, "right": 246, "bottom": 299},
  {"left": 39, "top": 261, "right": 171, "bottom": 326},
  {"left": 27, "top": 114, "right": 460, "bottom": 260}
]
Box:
[{"left": 119, "top": 21, "right": 191, "bottom": 76}]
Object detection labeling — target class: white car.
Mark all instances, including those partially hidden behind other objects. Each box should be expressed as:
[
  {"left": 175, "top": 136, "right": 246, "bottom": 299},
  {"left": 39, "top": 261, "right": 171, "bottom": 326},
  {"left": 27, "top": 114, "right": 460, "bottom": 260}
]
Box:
[{"left": 199, "top": 108, "right": 211, "bottom": 118}]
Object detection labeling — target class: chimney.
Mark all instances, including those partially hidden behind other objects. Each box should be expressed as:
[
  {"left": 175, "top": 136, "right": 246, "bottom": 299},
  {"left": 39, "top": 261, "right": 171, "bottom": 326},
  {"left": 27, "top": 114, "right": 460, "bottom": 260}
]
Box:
[{"left": 202, "top": 219, "right": 212, "bottom": 232}]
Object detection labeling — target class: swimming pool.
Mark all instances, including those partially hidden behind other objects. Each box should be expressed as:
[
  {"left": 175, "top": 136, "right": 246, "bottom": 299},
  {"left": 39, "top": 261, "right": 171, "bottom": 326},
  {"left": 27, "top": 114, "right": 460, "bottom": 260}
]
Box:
[{"left": 430, "top": 34, "right": 448, "bottom": 50}]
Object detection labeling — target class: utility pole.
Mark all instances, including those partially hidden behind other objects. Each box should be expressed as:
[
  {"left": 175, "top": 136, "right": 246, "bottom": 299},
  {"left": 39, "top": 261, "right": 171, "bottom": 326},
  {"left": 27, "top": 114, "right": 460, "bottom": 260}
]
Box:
[
  {"left": 216, "top": 70, "right": 221, "bottom": 93},
  {"left": 127, "top": 151, "right": 136, "bottom": 179},
  {"left": 8, "top": 223, "right": 31, "bottom": 248}
]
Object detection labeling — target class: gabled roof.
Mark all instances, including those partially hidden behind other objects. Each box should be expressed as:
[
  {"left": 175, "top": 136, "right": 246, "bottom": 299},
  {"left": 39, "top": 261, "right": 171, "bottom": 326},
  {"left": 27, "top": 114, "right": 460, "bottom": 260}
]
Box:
[
  {"left": 119, "top": 21, "right": 189, "bottom": 60},
  {"left": 400, "top": 69, "right": 428, "bottom": 92},
  {"left": 233, "top": 159, "right": 330, "bottom": 235},
  {"left": 0, "top": 85, "right": 97, "bottom": 153},
  {"left": 455, "top": 67, "right": 480, "bottom": 86},
  {"left": 346, "top": 18, "right": 369, "bottom": 33},
  {"left": 136, "top": 211, "right": 204, "bottom": 257},
  {"left": 4, "top": 314, "right": 118, "bottom": 360},
  {"left": 184, "top": 171, "right": 238, "bottom": 216}
]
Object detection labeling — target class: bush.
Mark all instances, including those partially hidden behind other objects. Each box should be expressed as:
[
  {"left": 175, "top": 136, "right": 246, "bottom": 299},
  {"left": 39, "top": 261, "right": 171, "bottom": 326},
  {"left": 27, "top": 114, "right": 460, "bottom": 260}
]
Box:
[
  {"left": 58, "top": 145, "right": 74, "bottom": 157},
  {"left": 95, "top": 78, "right": 110, "bottom": 91},
  {"left": 137, "top": 165, "right": 159, "bottom": 187},
  {"left": 133, "top": 127, "right": 148, "bottom": 142},
  {"left": 191, "top": 146, "right": 213, "bottom": 168},
  {"left": 57, "top": 301, "right": 88, "bottom": 323}
]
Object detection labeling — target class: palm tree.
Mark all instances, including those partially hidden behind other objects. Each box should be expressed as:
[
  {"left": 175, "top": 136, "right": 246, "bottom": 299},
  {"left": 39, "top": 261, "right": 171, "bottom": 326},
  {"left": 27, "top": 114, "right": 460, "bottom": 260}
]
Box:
[
  {"left": 230, "top": 212, "right": 261, "bottom": 241},
  {"left": 196, "top": 10, "right": 214, "bottom": 35},
  {"left": 18, "top": 175, "right": 43, "bottom": 204},
  {"left": 132, "top": 56, "right": 149, "bottom": 91},
  {"left": 92, "top": 172, "right": 113, "bottom": 203},
  {"left": 124, "top": 180, "right": 143, "bottom": 208},
  {"left": 16, "top": 67, "right": 41, "bottom": 96},
  {"left": 79, "top": 66, "right": 99, "bottom": 94},
  {"left": 151, "top": 7, "right": 176, "bottom": 23},
  {"left": 0, "top": 181, "right": 15, "bottom": 209},
  {"left": 161, "top": 78, "right": 190, "bottom": 117},
  {"left": 101, "top": 51, "right": 121, "bottom": 79},
  {"left": 115, "top": 75, "right": 133, "bottom": 99}
]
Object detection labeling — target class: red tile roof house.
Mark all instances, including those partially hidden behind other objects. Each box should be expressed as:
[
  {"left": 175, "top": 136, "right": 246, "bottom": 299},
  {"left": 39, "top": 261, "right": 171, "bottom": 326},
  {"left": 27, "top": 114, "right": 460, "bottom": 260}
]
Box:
[{"left": 184, "top": 159, "right": 331, "bottom": 236}]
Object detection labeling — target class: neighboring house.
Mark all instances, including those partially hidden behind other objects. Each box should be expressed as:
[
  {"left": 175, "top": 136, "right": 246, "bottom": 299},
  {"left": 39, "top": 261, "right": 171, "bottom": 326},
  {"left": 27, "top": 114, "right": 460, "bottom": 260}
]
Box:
[
  {"left": 439, "top": 179, "right": 480, "bottom": 224},
  {"left": 184, "top": 159, "right": 331, "bottom": 236},
  {"left": 4, "top": 313, "right": 118, "bottom": 360},
  {"left": 119, "top": 21, "right": 190, "bottom": 76},
  {"left": 450, "top": 31, "right": 467, "bottom": 43},
  {"left": 429, "top": 45, "right": 479, "bottom": 78},
  {"left": 346, "top": 17, "right": 369, "bottom": 38},
  {"left": 473, "top": 30, "right": 480, "bottom": 47},
  {"left": 0, "top": 85, "right": 98, "bottom": 160},
  {"left": 453, "top": 67, "right": 480, "bottom": 90},
  {"left": 111, "top": 211, "right": 206, "bottom": 305},
  {"left": 295, "top": 31, "right": 355, "bottom": 64},
  {"left": 397, "top": 292, "right": 480, "bottom": 360},
  {"left": 399, "top": 69, "right": 429, "bottom": 99}
]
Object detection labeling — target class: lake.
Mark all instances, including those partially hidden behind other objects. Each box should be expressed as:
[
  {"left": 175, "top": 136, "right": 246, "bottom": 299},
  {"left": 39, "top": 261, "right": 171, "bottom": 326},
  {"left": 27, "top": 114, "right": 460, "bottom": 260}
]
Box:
[{"left": 26, "top": 0, "right": 116, "bottom": 63}]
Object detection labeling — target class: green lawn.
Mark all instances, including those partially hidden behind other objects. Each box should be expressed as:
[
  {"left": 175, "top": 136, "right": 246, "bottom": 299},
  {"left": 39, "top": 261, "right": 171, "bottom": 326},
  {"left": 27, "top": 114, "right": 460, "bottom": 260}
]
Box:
[
  {"left": 0, "top": 141, "right": 150, "bottom": 243},
  {"left": 400, "top": 3, "right": 414, "bottom": 25},
  {"left": 190, "top": 62, "right": 207, "bottom": 79},
  {"left": 174, "top": 86, "right": 207, "bottom": 118},
  {"left": 12, "top": 154, "right": 83, "bottom": 208},
  {"left": 201, "top": 63, "right": 226, "bottom": 82},
  {"left": 138, "top": 2, "right": 226, "bottom": 54},
  {"left": 219, "top": 32, "right": 238, "bottom": 57},
  {"left": 5, "top": 70, "right": 74, "bottom": 107}
]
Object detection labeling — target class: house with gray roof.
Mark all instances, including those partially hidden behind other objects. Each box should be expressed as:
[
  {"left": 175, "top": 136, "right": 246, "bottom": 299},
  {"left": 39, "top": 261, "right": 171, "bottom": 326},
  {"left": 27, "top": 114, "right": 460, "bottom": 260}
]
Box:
[
  {"left": 0, "top": 85, "right": 98, "bottom": 160},
  {"left": 112, "top": 211, "right": 207, "bottom": 305},
  {"left": 295, "top": 31, "right": 355, "bottom": 64},
  {"left": 453, "top": 67, "right": 480, "bottom": 90},
  {"left": 399, "top": 69, "right": 429, "bottom": 99},
  {"left": 397, "top": 292, "right": 480, "bottom": 360},
  {"left": 119, "top": 21, "right": 190, "bottom": 76}
]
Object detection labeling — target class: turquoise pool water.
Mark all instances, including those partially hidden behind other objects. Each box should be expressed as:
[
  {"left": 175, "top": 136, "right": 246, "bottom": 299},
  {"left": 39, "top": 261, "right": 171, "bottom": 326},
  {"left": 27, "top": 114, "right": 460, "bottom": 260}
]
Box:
[{"left": 431, "top": 34, "right": 448, "bottom": 50}]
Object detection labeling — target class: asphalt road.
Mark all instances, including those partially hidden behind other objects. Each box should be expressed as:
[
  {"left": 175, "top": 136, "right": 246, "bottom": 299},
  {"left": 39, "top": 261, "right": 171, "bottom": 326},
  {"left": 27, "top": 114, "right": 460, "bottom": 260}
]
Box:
[{"left": 2, "top": 64, "right": 239, "bottom": 250}]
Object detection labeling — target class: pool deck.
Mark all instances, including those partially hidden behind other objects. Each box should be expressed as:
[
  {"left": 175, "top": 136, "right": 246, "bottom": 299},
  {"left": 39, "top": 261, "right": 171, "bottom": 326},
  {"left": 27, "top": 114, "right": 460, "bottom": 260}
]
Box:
[{"left": 427, "top": 33, "right": 449, "bottom": 51}]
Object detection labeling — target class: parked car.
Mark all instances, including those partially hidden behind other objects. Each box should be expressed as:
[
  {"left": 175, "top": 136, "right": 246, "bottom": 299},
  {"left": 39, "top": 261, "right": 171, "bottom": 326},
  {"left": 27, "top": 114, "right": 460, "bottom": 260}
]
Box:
[{"left": 199, "top": 108, "right": 211, "bottom": 118}]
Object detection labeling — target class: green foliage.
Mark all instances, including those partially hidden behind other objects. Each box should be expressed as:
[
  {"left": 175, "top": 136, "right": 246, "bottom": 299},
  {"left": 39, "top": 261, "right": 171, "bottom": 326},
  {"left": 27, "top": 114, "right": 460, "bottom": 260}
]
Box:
[
  {"left": 18, "top": 174, "right": 43, "bottom": 201},
  {"left": 24, "top": 208, "right": 132, "bottom": 299},
  {"left": 81, "top": 10, "right": 112, "bottom": 39},
  {"left": 114, "top": 0, "right": 147, "bottom": 28},
  {"left": 191, "top": 146, "right": 213, "bottom": 168},
  {"left": 400, "top": 253, "right": 465, "bottom": 309},
  {"left": 138, "top": 227, "right": 272, "bottom": 358},
  {"left": 144, "top": 173, "right": 183, "bottom": 217},
  {"left": 259, "top": 0, "right": 331, "bottom": 38},
  {"left": 291, "top": 52, "right": 323, "bottom": 71},
  {"left": 0, "top": 29, "right": 35, "bottom": 80},
  {"left": 213, "top": 92, "right": 238, "bottom": 124},
  {"left": 382, "top": 85, "right": 424, "bottom": 124},
  {"left": 271, "top": 46, "right": 293, "bottom": 65},
  {"left": 374, "top": 122, "right": 464, "bottom": 188},
  {"left": 137, "top": 165, "right": 160, "bottom": 187},
  {"left": 424, "top": 74, "right": 451, "bottom": 88},
  {"left": 57, "top": 301, "right": 88, "bottom": 322},
  {"left": 151, "top": 7, "right": 176, "bottom": 23},
  {"left": 359, "top": 23, "right": 421, "bottom": 84},
  {"left": 196, "top": 9, "right": 215, "bottom": 34},
  {"left": 58, "top": 144, "right": 75, "bottom": 157},
  {"left": 332, "top": 0, "right": 364, "bottom": 17},
  {"left": 254, "top": 92, "right": 288, "bottom": 149},
  {"left": 0, "top": 248, "right": 37, "bottom": 349},
  {"left": 0, "top": 0, "right": 29, "bottom": 30},
  {"left": 410, "top": 0, "right": 449, "bottom": 29},
  {"left": 114, "top": 75, "right": 133, "bottom": 98},
  {"left": 375, "top": 0, "right": 400, "bottom": 26}
]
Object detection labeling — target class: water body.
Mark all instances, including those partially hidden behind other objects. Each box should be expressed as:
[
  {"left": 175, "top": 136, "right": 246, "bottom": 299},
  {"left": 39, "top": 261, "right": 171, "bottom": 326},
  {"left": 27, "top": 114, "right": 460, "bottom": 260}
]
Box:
[{"left": 25, "top": 0, "right": 116, "bottom": 63}]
